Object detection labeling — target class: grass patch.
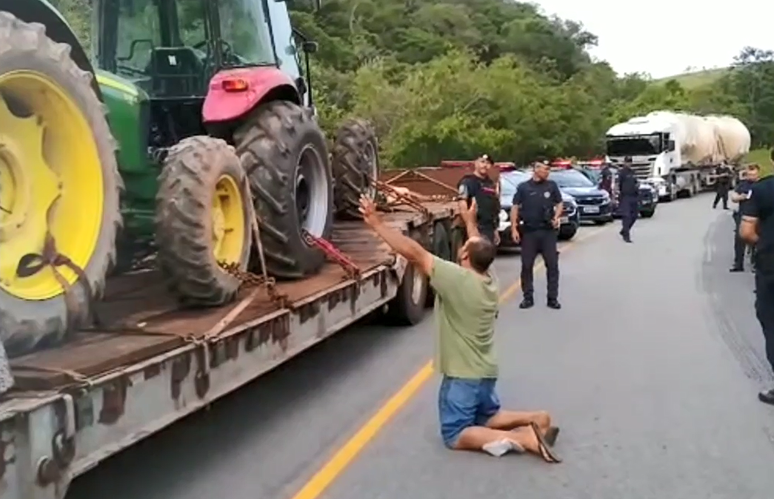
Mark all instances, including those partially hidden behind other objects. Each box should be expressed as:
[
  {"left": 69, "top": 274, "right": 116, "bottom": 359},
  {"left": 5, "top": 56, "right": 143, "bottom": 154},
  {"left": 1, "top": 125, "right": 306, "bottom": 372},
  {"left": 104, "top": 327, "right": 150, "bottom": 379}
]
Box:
[
  {"left": 746, "top": 148, "right": 773, "bottom": 176},
  {"left": 655, "top": 68, "right": 728, "bottom": 89}
]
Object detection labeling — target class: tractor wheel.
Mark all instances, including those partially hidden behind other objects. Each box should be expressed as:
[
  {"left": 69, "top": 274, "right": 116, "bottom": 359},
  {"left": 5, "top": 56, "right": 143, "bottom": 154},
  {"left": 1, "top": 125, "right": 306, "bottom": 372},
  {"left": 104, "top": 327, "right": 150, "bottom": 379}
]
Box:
[
  {"left": 235, "top": 101, "right": 333, "bottom": 279},
  {"left": 155, "top": 136, "right": 251, "bottom": 306},
  {"left": 0, "top": 13, "right": 122, "bottom": 357},
  {"left": 331, "top": 118, "right": 379, "bottom": 219}
]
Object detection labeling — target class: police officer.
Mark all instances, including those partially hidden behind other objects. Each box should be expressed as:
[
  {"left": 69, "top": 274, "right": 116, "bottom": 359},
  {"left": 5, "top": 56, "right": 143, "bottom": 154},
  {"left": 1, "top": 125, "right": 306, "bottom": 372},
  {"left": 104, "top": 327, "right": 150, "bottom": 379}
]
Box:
[
  {"left": 730, "top": 163, "right": 760, "bottom": 272},
  {"left": 457, "top": 154, "right": 500, "bottom": 244},
  {"left": 510, "top": 160, "right": 563, "bottom": 309},
  {"left": 739, "top": 150, "right": 774, "bottom": 405},
  {"left": 713, "top": 161, "right": 733, "bottom": 210},
  {"left": 599, "top": 163, "right": 614, "bottom": 197},
  {"left": 618, "top": 157, "right": 639, "bottom": 243}
]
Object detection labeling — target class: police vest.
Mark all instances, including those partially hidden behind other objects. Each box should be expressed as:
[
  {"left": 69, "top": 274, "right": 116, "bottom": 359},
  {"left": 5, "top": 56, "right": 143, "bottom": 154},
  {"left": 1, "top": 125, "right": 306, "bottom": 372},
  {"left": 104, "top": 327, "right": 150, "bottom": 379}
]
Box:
[{"left": 459, "top": 174, "right": 499, "bottom": 230}]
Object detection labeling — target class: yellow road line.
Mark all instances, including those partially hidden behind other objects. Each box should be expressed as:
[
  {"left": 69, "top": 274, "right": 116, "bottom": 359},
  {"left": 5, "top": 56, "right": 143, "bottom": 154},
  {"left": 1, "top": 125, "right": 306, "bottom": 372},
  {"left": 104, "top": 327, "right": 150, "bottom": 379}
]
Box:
[{"left": 289, "top": 226, "right": 608, "bottom": 499}]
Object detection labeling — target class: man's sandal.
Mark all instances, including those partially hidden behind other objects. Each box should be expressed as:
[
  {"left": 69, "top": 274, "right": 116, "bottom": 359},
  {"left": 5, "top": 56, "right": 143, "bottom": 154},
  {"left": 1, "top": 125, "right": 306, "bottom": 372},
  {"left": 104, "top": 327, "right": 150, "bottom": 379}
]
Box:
[
  {"left": 530, "top": 422, "right": 562, "bottom": 463},
  {"left": 544, "top": 426, "right": 560, "bottom": 447}
]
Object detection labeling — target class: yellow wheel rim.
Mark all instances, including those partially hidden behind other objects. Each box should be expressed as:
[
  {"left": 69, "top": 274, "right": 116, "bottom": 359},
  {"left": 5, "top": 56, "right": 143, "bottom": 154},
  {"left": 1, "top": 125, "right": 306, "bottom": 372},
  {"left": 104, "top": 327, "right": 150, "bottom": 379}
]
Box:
[
  {"left": 0, "top": 71, "right": 104, "bottom": 300},
  {"left": 212, "top": 174, "right": 246, "bottom": 263}
]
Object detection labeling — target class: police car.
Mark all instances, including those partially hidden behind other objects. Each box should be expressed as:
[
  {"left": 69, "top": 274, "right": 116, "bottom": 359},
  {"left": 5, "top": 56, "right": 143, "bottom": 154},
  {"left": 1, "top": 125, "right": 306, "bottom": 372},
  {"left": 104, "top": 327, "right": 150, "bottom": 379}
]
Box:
[
  {"left": 548, "top": 167, "right": 613, "bottom": 224},
  {"left": 497, "top": 170, "right": 580, "bottom": 247},
  {"left": 579, "top": 165, "right": 658, "bottom": 218}
]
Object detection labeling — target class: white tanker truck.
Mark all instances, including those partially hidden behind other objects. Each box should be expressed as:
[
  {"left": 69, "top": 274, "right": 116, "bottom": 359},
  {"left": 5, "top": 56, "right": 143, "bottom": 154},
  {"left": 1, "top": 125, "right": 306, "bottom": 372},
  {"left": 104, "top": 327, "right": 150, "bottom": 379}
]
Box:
[{"left": 605, "top": 111, "right": 751, "bottom": 201}]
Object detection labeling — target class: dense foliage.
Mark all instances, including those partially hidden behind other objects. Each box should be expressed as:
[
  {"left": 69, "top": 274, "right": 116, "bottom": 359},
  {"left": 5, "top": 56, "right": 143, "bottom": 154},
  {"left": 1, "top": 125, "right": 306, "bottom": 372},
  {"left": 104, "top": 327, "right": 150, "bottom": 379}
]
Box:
[{"left": 49, "top": 0, "right": 774, "bottom": 167}]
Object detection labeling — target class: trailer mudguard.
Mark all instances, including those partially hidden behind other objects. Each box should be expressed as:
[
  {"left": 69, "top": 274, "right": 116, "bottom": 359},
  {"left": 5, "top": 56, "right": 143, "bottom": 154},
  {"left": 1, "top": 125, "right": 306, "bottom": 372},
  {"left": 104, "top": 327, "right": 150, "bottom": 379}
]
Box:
[
  {"left": 0, "top": 0, "right": 102, "bottom": 97},
  {"left": 203, "top": 66, "right": 300, "bottom": 124}
]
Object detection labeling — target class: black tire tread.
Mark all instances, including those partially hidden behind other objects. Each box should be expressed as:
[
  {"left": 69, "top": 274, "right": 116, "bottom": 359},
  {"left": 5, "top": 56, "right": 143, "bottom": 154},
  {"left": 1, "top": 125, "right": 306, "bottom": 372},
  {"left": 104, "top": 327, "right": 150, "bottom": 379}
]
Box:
[
  {"left": 332, "top": 118, "right": 379, "bottom": 219},
  {"left": 155, "top": 136, "right": 250, "bottom": 306},
  {"left": 0, "top": 12, "right": 123, "bottom": 357},
  {"left": 234, "top": 101, "right": 333, "bottom": 279}
]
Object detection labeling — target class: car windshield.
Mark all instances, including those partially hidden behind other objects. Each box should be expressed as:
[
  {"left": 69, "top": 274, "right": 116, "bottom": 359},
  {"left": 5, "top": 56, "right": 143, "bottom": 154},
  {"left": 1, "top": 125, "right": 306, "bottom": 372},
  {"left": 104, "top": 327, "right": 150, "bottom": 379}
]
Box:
[
  {"left": 549, "top": 170, "right": 595, "bottom": 188},
  {"left": 500, "top": 172, "right": 528, "bottom": 196},
  {"left": 94, "top": 0, "right": 275, "bottom": 96}
]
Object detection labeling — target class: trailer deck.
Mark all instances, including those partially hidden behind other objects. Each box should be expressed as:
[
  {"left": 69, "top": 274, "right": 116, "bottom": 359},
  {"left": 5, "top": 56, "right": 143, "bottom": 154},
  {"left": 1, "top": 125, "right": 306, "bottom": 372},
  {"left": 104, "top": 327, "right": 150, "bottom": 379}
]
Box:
[{"left": 5, "top": 203, "right": 454, "bottom": 392}]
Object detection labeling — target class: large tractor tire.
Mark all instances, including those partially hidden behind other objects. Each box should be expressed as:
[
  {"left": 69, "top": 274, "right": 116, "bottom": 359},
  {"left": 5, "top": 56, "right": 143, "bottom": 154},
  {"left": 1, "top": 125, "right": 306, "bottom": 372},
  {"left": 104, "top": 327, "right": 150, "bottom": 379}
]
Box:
[
  {"left": 235, "top": 101, "right": 334, "bottom": 279},
  {"left": 155, "top": 136, "right": 251, "bottom": 306},
  {"left": 331, "top": 118, "right": 379, "bottom": 219},
  {"left": 0, "top": 12, "right": 122, "bottom": 357}
]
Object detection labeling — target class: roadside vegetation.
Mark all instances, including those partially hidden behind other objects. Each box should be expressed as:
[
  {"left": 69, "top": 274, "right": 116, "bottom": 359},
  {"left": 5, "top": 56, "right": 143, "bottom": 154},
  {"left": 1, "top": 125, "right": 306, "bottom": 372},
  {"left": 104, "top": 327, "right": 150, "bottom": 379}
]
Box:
[{"left": 53, "top": 0, "right": 774, "bottom": 170}]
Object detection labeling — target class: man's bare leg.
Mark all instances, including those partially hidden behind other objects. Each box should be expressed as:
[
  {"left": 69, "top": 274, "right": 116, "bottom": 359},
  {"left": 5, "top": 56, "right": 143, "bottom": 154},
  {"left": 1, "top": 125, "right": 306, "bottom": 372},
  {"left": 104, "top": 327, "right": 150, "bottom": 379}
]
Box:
[
  {"left": 453, "top": 425, "right": 560, "bottom": 462},
  {"left": 484, "top": 410, "right": 550, "bottom": 432}
]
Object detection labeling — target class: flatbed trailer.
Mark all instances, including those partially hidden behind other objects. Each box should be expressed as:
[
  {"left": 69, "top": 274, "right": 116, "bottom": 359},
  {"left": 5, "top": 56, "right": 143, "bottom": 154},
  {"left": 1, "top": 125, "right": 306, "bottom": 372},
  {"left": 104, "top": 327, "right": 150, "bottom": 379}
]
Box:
[{"left": 0, "top": 198, "right": 457, "bottom": 499}]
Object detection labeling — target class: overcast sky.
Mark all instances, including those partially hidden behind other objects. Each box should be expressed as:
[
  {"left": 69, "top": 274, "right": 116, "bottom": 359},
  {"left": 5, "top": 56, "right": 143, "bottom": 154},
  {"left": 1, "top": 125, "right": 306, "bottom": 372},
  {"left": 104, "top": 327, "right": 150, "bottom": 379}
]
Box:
[{"left": 535, "top": 0, "right": 772, "bottom": 78}]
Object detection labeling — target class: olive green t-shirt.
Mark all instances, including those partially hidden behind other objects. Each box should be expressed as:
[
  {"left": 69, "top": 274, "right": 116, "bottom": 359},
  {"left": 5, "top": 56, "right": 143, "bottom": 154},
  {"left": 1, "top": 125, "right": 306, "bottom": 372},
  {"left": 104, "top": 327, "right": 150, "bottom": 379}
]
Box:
[{"left": 429, "top": 256, "right": 499, "bottom": 379}]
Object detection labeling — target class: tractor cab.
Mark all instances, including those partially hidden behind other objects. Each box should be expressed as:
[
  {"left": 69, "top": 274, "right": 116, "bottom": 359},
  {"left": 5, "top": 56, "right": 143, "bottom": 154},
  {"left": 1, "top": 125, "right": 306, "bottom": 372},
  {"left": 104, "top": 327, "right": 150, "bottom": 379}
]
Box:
[{"left": 93, "top": 0, "right": 279, "bottom": 147}]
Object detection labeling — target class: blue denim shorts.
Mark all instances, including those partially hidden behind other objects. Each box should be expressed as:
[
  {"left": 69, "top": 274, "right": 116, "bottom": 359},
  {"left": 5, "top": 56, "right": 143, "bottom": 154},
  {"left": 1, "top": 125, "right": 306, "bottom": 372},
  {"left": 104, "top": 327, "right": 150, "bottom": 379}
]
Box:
[{"left": 438, "top": 376, "right": 501, "bottom": 448}]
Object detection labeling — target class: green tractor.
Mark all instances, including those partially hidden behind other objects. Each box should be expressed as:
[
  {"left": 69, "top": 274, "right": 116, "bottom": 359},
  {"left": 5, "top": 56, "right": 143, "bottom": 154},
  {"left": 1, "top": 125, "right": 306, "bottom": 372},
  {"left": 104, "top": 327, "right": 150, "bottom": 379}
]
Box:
[{"left": 0, "top": 0, "right": 379, "bottom": 358}]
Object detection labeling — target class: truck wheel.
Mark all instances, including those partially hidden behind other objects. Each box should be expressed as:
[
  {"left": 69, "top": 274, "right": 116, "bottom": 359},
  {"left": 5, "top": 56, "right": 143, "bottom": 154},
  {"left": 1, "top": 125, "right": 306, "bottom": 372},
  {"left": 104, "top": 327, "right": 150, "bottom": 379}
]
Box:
[
  {"left": 235, "top": 101, "right": 334, "bottom": 279},
  {"left": 558, "top": 226, "right": 577, "bottom": 241},
  {"left": 385, "top": 259, "right": 428, "bottom": 326},
  {"left": 155, "top": 137, "right": 251, "bottom": 306},
  {"left": 0, "top": 13, "right": 122, "bottom": 357},
  {"left": 332, "top": 118, "right": 379, "bottom": 219},
  {"left": 641, "top": 208, "right": 656, "bottom": 219},
  {"left": 425, "top": 221, "right": 452, "bottom": 306},
  {"left": 449, "top": 225, "right": 466, "bottom": 263}
]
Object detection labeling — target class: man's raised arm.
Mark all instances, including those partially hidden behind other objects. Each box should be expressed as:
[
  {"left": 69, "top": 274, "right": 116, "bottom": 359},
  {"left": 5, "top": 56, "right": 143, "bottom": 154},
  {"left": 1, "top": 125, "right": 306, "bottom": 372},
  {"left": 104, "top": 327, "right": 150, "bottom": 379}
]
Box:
[{"left": 359, "top": 196, "right": 435, "bottom": 276}]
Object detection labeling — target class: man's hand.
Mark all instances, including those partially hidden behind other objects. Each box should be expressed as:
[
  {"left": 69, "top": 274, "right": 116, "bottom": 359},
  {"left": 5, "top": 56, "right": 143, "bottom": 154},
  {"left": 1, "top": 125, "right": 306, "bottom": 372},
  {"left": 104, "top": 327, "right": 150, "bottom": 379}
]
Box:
[
  {"left": 359, "top": 196, "right": 381, "bottom": 227},
  {"left": 552, "top": 217, "right": 561, "bottom": 229},
  {"left": 493, "top": 231, "right": 500, "bottom": 246},
  {"left": 510, "top": 227, "right": 520, "bottom": 244}
]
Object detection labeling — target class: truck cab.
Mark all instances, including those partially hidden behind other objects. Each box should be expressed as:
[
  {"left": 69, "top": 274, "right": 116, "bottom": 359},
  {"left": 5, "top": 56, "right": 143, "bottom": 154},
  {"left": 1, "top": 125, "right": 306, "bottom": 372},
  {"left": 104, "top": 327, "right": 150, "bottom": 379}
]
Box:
[{"left": 605, "top": 116, "right": 680, "bottom": 200}]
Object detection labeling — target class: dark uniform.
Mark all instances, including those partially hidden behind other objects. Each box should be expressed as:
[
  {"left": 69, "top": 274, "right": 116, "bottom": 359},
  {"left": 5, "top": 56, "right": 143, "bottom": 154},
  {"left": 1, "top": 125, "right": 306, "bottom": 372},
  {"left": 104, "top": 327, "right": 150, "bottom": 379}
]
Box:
[
  {"left": 599, "top": 166, "right": 613, "bottom": 197},
  {"left": 741, "top": 176, "right": 774, "bottom": 404},
  {"left": 458, "top": 173, "right": 499, "bottom": 242},
  {"left": 618, "top": 164, "right": 639, "bottom": 242},
  {"left": 512, "top": 178, "right": 562, "bottom": 306},
  {"left": 731, "top": 178, "right": 755, "bottom": 271},
  {"left": 713, "top": 164, "right": 732, "bottom": 209}
]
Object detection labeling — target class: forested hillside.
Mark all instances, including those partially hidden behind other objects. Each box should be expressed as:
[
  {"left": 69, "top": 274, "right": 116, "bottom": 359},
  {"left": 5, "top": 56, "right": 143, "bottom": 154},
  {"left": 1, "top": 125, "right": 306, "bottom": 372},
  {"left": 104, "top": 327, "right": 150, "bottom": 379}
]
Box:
[{"left": 49, "top": 0, "right": 774, "bottom": 167}]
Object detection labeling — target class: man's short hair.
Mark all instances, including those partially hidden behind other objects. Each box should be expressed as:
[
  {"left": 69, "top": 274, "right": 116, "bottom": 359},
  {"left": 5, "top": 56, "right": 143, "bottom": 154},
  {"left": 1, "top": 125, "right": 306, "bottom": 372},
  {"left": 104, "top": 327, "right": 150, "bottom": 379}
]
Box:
[
  {"left": 480, "top": 154, "right": 494, "bottom": 165},
  {"left": 468, "top": 237, "right": 496, "bottom": 273},
  {"left": 748, "top": 163, "right": 760, "bottom": 171}
]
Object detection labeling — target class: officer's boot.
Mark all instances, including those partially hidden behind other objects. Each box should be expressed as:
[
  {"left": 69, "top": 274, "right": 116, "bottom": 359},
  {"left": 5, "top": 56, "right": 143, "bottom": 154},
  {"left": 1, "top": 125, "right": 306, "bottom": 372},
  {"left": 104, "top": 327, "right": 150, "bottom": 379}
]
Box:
[{"left": 519, "top": 295, "right": 534, "bottom": 309}]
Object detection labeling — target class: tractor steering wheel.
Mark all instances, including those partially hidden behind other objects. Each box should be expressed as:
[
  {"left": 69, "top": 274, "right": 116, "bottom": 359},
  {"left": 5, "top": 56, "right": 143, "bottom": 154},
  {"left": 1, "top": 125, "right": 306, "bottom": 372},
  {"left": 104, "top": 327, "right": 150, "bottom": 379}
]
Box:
[{"left": 192, "top": 39, "right": 234, "bottom": 57}]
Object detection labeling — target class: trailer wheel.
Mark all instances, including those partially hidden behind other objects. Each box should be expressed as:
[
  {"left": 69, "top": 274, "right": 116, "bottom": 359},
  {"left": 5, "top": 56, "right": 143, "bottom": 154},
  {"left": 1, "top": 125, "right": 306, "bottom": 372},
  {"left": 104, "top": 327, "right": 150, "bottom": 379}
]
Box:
[
  {"left": 449, "top": 225, "right": 466, "bottom": 263},
  {"left": 425, "top": 221, "right": 452, "bottom": 307},
  {"left": 0, "top": 12, "right": 122, "bottom": 357},
  {"left": 235, "top": 101, "right": 334, "bottom": 279},
  {"left": 155, "top": 137, "right": 251, "bottom": 306},
  {"left": 641, "top": 208, "right": 656, "bottom": 218},
  {"left": 385, "top": 260, "right": 428, "bottom": 326},
  {"left": 332, "top": 118, "right": 379, "bottom": 219}
]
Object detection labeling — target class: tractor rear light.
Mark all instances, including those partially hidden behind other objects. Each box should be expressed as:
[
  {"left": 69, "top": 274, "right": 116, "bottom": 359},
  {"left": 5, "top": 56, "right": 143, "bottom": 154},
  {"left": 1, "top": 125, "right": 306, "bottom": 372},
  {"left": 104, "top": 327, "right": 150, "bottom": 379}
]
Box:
[{"left": 222, "top": 78, "right": 249, "bottom": 92}]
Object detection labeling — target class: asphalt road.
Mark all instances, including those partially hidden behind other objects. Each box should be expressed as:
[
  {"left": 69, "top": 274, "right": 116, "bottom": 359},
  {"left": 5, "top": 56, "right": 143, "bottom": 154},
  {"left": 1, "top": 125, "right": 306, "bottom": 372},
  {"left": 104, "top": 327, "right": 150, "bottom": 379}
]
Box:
[{"left": 67, "top": 195, "right": 774, "bottom": 499}]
